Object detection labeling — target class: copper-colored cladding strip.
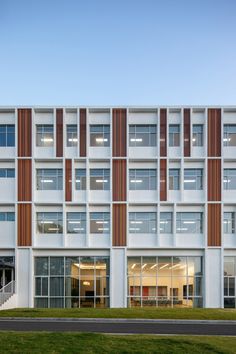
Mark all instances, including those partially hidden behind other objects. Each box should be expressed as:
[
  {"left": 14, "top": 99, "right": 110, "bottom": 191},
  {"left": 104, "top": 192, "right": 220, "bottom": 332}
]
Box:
[
  {"left": 208, "top": 204, "right": 221, "bottom": 246},
  {"left": 17, "top": 204, "right": 32, "bottom": 246},
  {"left": 208, "top": 108, "right": 221, "bottom": 157},
  {"left": 80, "top": 108, "right": 86, "bottom": 157},
  {"left": 56, "top": 109, "right": 63, "bottom": 157},
  {"left": 18, "top": 109, "right": 32, "bottom": 157},
  {"left": 113, "top": 204, "right": 126, "bottom": 246},
  {"left": 184, "top": 108, "right": 191, "bottom": 157},
  {"left": 112, "top": 109, "right": 127, "bottom": 157},
  {"left": 112, "top": 160, "right": 126, "bottom": 201},
  {"left": 160, "top": 108, "right": 167, "bottom": 157},
  {"left": 160, "top": 159, "right": 167, "bottom": 201},
  {"left": 208, "top": 159, "right": 221, "bottom": 201},
  {"left": 65, "top": 159, "right": 72, "bottom": 201},
  {"left": 18, "top": 159, "right": 32, "bottom": 201}
]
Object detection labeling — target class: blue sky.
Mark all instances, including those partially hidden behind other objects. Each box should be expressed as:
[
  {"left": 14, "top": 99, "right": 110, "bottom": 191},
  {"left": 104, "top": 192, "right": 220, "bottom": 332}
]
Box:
[{"left": 0, "top": 0, "right": 236, "bottom": 105}]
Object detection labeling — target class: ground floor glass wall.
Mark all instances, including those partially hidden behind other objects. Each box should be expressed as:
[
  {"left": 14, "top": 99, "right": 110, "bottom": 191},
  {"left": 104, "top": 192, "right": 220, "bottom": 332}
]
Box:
[
  {"left": 127, "top": 256, "right": 203, "bottom": 308},
  {"left": 224, "top": 257, "right": 236, "bottom": 308}
]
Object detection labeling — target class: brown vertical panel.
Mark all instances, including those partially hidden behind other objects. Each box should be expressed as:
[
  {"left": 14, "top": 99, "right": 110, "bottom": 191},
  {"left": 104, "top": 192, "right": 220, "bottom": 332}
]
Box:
[
  {"left": 208, "top": 204, "right": 221, "bottom": 246},
  {"left": 112, "top": 160, "right": 126, "bottom": 201},
  {"left": 65, "top": 159, "right": 72, "bottom": 201},
  {"left": 208, "top": 159, "right": 221, "bottom": 201},
  {"left": 56, "top": 109, "right": 63, "bottom": 157},
  {"left": 112, "top": 108, "right": 127, "bottom": 157},
  {"left": 160, "top": 159, "right": 167, "bottom": 201},
  {"left": 18, "top": 159, "right": 32, "bottom": 201},
  {"left": 17, "top": 204, "right": 32, "bottom": 246},
  {"left": 208, "top": 109, "right": 221, "bottom": 157},
  {"left": 184, "top": 108, "right": 191, "bottom": 157},
  {"left": 18, "top": 109, "right": 32, "bottom": 157},
  {"left": 112, "top": 204, "right": 126, "bottom": 246},
  {"left": 80, "top": 108, "right": 87, "bottom": 157},
  {"left": 160, "top": 109, "right": 167, "bottom": 157}
]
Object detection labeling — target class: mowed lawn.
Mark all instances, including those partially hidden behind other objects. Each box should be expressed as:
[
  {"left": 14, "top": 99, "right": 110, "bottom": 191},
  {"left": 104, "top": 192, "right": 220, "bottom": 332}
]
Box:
[
  {"left": 0, "top": 332, "right": 235, "bottom": 354},
  {"left": 0, "top": 307, "right": 236, "bottom": 320}
]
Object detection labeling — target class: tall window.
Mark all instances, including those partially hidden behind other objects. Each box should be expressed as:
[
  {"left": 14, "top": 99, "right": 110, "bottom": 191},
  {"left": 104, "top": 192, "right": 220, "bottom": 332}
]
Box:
[
  {"left": 90, "top": 125, "right": 110, "bottom": 147},
  {"left": 184, "top": 169, "right": 203, "bottom": 190},
  {"left": 66, "top": 212, "right": 86, "bottom": 234},
  {"left": 224, "top": 257, "right": 236, "bottom": 308},
  {"left": 90, "top": 212, "right": 110, "bottom": 234},
  {"left": 129, "top": 212, "right": 156, "bottom": 233},
  {"left": 224, "top": 169, "right": 236, "bottom": 190},
  {"left": 192, "top": 125, "right": 203, "bottom": 146},
  {"left": 0, "top": 212, "right": 15, "bottom": 221},
  {"left": 90, "top": 169, "right": 110, "bottom": 190},
  {"left": 169, "top": 169, "right": 180, "bottom": 190},
  {"left": 66, "top": 125, "right": 78, "bottom": 147},
  {"left": 176, "top": 212, "right": 203, "bottom": 233},
  {"left": 224, "top": 212, "right": 235, "bottom": 234},
  {"left": 36, "top": 169, "right": 63, "bottom": 190},
  {"left": 75, "top": 169, "right": 86, "bottom": 190},
  {"left": 36, "top": 125, "right": 54, "bottom": 147},
  {"left": 159, "top": 212, "right": 172, "bottom": 233},
  {"left": 224, "top": 125, "right": 236, "bottom": 146},
  {"left": 169, "top": 125, "right": 180, "bottom": 147},
  {"left": 37, "top": 212, "right": 63, "bottom": 234},
  {"left": 0, "top": 125, "right": 15, "bottom": 146},
  {"left": 129, "top": 169, "right": 157, "bottom": 190},
  {"left": 129, "top": 125, "right": 157, "bottom": 147},
  {"left": 0, "top": 168, "right": 15, "bottom": 178}
]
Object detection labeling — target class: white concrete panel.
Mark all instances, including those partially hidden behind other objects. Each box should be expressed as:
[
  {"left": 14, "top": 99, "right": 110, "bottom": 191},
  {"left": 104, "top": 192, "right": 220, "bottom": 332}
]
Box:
[
  {"left": 0, "top": 223, "right": 15, "bottom": 247},
  {"left": 129, "top": 147, "right": 157, "bottom": 159},
  {"left": 159, "top": 234, "right": 174, "bottom": 247},
  {"left": 35, "top": 235, "right": 63, "bottom": 247},
  {"left": 35, "top": 190, "right": 63, "bottom": 203},
  {"left": 89, "top": 147, "right": 110, "bottom": 158},
  {"left": 0, "top": 180, "right": 15, "bottom": 202},
  {"left": 0, "top": 147, "right": 15, "bottom": 158},
  {"left": 89, "top": 191, "right": 110, "bottom": 203},
  {"left": 129, "top": 234, "right": 157, "bottom": 248},
  {"left": 16, "top": 249, "right": 31, "bottom": 307},
  {"left": 89, "top": 234, "right": 110, "bottom": 248},
  {"left": 65, "top": 235, "right": 86, "bottom": 248},
  {"left": 110, "top": 248, "right": 126, "bottom": 307},
  {"left": 205, "top": 248, "right": 222, "bottom": 308},
  {"left": 224, "top": 235, "right": 236, "bottom": 248},
  {"left": 129, "top": 190, "right": 158, "bottom": 203},
  {"left": 175, "top": 234, "right": 204, "bottom": 248}
]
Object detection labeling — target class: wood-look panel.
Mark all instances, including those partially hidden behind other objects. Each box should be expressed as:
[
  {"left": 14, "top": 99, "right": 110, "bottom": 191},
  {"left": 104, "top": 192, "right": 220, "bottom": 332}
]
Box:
[
  {"left": 17, "top": 204, "right": 32, "bottom": 246},
  {"left": 18, "top": 159, "right": 32, "bottom": 201},
  {"left": 18, "top": 109, "right": 32, "bottom": 157},
  {"left": 208, "top": 159, "right": 221, "bottom": 201},
  {"left": 56, "top": 109, "right": 63, "bottom": 157},
  {"left": 112, "top": 160, "right": 126, "bottom": 201},
  {"left": 65, "top": 159, "right": 72, "bottom": 201},
  {"left": 208, "top": 204, "right": 221, "bottom": 246},
  {"left": 112, "top": 109, "right": 127, "bottom": 157},
  {"left": 208, "top": 109, "right": 221, "bottom": 157},
  {"left": 160, "top": 109, "right": 167, "bottom": 157},
  {"left": 113, "top": 204, "right": 126, "bottom": 246},
  {"left": 160, "top": 159, "right": 167, "bottom": 201},
  {"left": 184, "top": 108, "right": 191, "bottom": 157},
  {"left": 80, "top": 108, "right": 87, "bottom": 157}
]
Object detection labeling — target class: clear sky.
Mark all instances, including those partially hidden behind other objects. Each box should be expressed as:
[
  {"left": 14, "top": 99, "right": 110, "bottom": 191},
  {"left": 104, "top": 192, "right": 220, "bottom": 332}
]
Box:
[{"left": 0, "top": 0, "right": 236, "bottom": 106}]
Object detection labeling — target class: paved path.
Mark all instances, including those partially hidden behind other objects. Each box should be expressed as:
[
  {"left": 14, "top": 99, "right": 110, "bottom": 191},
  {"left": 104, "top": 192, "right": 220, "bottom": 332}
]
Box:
[{"left": 0, "top": 318, "right": 236, "bottom": 335}]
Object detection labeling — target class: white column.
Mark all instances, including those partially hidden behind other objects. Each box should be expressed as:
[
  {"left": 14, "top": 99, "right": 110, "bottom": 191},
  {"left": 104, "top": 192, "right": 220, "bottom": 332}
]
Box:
[
  {"left": 16, "top": 248, "right": 31, "bottom": 307},
  {"left": 110, "top": 248, "right": 126, "bottom": 308},
  {"left": 205, "top": 248, "right": 222, "bottom": 308}
]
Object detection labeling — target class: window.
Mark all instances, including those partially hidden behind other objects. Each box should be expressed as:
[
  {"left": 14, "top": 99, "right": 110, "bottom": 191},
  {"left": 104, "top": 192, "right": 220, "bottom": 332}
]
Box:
[
  {"left": 67, "top": 212, "right": 86, "bottom": 234},
  {"left": 184, "top": 169, "right": 203, "bottom": 190},
  {"left": 169, "top": 125, "right": 180, "bottom": 147},
  {"left": 36, "top": 169, "right": 63, "bottom": 190},
  {"left": 224, "top": 125, "right": 236, "bottom": 146},
  {"left": 0, "top": 125, "right": 15, "bottom": 146},
  {"left": 90, "top": 125, "right": 110, "bottom": 147},
  {"left": 67, "top": 125, "right": 78, "bottom": 147},
  {"left": 169, "top": 169, "right": 180, "bottom": 190},
  {"left": 176, "top": 212, "right": 203, "bottom": 233},
  {"left": 37, "top": 212, "right": 63, "bottom": 234},
  {"left": 224, "top": 212, "right": 235, "bottom": 234},
  {"left": 0, "top": 168, "right": 15, "bottom": 178},
  {"left": 129, "top": 169, "right": 157, "bottom": 190},
  {"left": 159, "top": 212, "right": 172, "bottom": 233},
  {"left": 90, "top": 169, "right": 110, "bottom": 190},
  {"left": 224, "top": 257, "right": 236, "bottom": 308},
  {"left": 224, "top": 169, "right": 236, "bottom": 190},
  {"left": 36, "top": 125, "right": 54, "bottom": 147},
  {"left": 129, "top": 125, "right": 157, "bottom": 147},
  {"left": 75, "top": 169, "right": 86, "bottom": 190},
  {"left": 90, "top": 212, "right": 110, "bottom": 234},
  {"left": 0, "top": 212, "right": 15, "bottom": 221},
  {"left": 192, "top": 125, "right": 203, "bottom": 146},
  {"left": 129, "top": 212, "right": 156, "bottom": 233}
]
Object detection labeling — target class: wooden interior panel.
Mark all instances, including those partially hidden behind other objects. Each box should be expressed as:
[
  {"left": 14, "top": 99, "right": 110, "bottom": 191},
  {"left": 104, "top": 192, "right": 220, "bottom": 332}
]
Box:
[
  {"left": 18, "top": 109, "right": 32, "bottom": 157},
  {"left": 160, "top": 159, "right": 167, "bottom": 201},
  {"left": 184, "top": 108, "right": 191, "bottom": 157},
  {"left": 208, "top": 204, "right": 221, "bottom": 246},
  {"left": 65, "top": 159, "right": 72, "bottom": 201},
  {"left": 17, "top": 204, "right": 32, "bottom": 246},
  {"left": 112, "top": 109, "right": 127, "bottom": 157},
  {"left": 160, "top": 109, "right": 167, "bottom": 157},
  {"left": 80, "top": 108, "right": 87, "bottom": 157},
  {"left": 208, "top": 159, "right": 221, "bottom": 201},
  {"left": 18, "top": 159, "right": 32, "bottom": 201},
  {"left": 56, "top": 109, "right": 63, "bottom": 157},
  {"left": 112, "top": 160, "right": 127, "bottom": 201},
  {"left": 113, "top": 204, "right": 126, "bottom": 246},
  {"left": 208, "top": 109, "right": 221, "bottom": 157}
]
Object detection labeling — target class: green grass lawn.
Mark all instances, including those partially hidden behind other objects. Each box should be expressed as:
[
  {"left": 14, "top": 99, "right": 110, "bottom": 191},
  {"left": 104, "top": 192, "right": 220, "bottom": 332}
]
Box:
[
  {"left": 0, "top": 332, "right": 235, "bottom": 354},
  {"left": 0, "top": 307, "right": 236, "bottom": 320}
]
